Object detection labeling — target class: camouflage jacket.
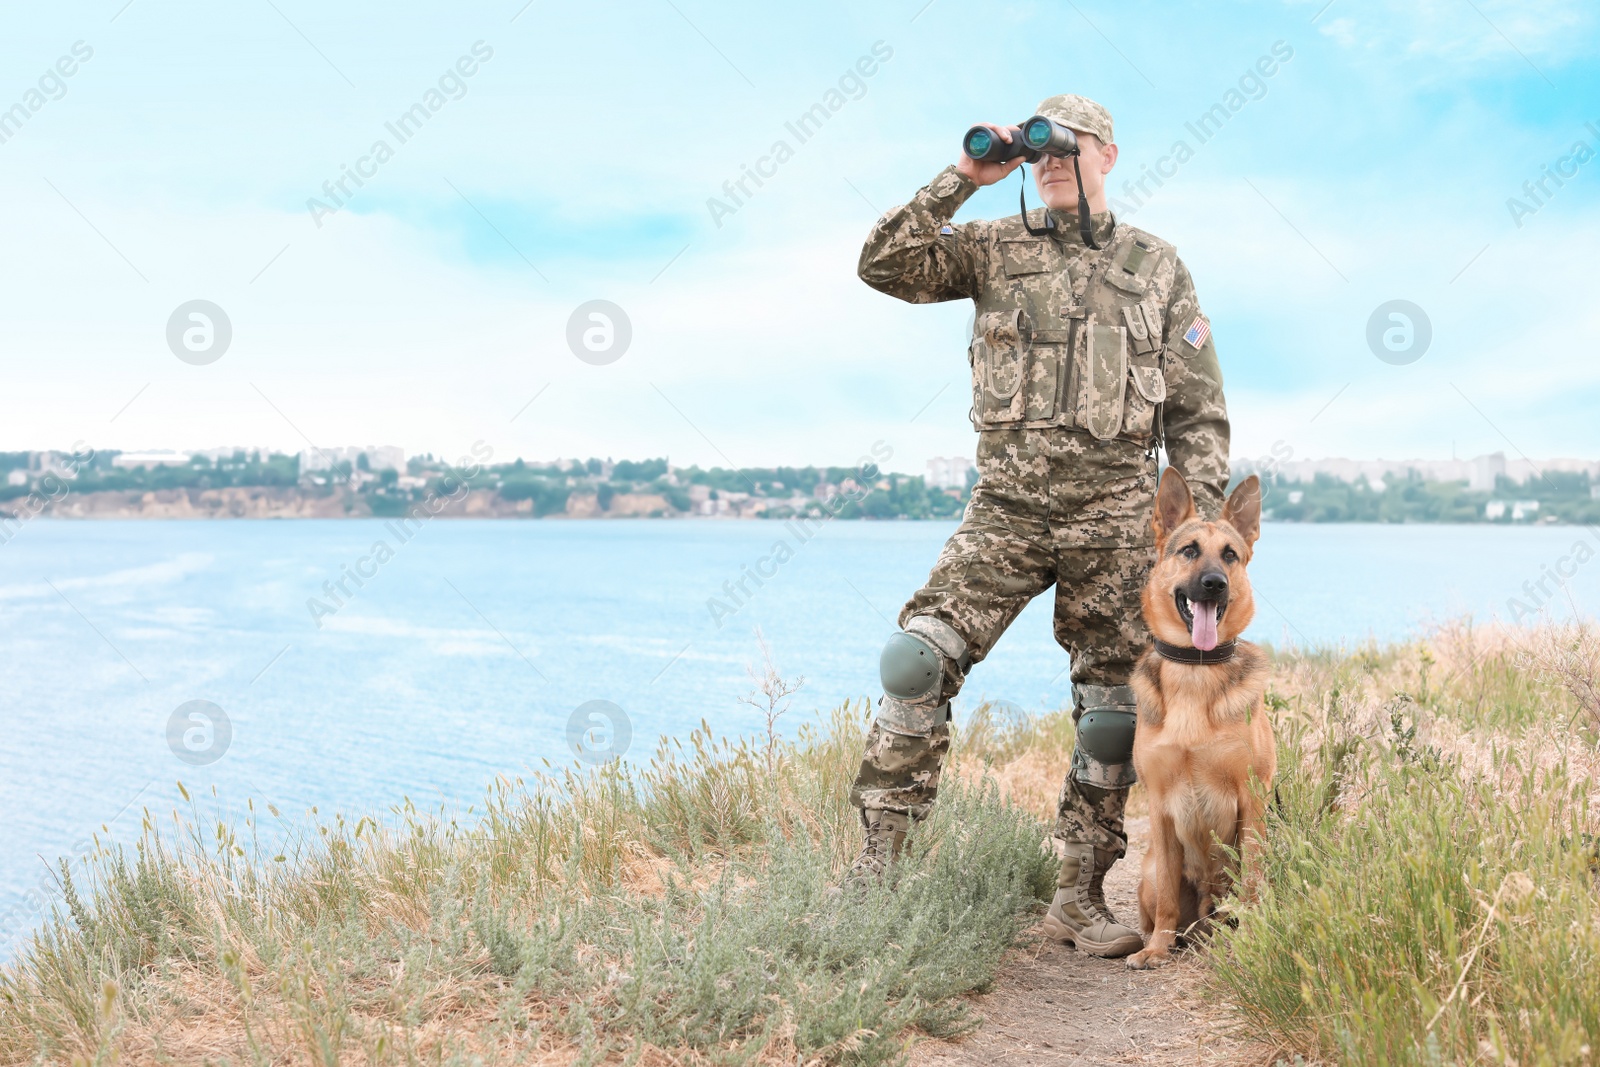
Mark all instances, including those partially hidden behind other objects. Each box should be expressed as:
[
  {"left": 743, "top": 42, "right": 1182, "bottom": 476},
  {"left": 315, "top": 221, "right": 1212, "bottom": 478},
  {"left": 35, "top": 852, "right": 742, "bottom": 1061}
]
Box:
[{"left": 858, "top": 164, "right": 1230, "bottom": 516}]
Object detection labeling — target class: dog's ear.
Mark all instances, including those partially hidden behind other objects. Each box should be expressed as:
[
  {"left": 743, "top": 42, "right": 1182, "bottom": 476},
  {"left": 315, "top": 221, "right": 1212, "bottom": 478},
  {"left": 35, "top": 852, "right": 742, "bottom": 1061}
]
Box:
[
  {"left": 1152, "top": 467, "right": 1196, "bottom": 548},
  {"left": 1223, "top": 475, "right": 1262, "bottom": 546}
]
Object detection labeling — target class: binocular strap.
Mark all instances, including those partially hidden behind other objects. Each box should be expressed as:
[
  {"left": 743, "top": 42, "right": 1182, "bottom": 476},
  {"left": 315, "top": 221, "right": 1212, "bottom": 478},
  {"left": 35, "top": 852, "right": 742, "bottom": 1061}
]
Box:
[{"left": 1018, "top": 155, "right": 1102, "bottom": 250}]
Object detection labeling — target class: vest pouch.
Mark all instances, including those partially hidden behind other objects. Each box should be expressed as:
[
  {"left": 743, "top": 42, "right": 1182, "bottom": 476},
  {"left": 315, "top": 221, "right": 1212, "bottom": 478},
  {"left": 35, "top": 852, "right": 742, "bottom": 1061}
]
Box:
[
  {"left": 1077, "top": 317, "right": 1126, "bottom": 441},
  {"left": 1121, "top": 303, "right": 1161, "bottom": 356},
  {"left": 1123, "top": 352, "right": 1167, "bottom": 439},
  {"left": 970, "top": 310, "right": 1029, "bottom": 425}
]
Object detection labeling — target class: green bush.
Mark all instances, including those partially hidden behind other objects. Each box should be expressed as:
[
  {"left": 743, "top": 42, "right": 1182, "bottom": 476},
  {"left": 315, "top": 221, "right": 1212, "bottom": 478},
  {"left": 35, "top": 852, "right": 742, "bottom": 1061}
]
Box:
[
  {"left": 1212, "top": 638, "right": 1600, "bottom": 1066},
  {"left": 0, "top": 707, "right": 1056, "bottom": 1066}
]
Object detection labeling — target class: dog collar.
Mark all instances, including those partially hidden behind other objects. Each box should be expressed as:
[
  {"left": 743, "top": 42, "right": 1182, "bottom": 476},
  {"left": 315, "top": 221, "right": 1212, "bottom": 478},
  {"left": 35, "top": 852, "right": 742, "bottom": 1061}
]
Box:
[{"left": 1153, "top": 638, "right": 1236, "bottom": 665}]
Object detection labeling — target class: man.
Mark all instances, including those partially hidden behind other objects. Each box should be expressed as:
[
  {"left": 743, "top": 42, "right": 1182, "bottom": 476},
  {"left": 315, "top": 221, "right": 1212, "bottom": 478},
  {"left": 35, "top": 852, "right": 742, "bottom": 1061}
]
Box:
[{"left": 844, "top": 95, "right": 1229, "bottom": 959}]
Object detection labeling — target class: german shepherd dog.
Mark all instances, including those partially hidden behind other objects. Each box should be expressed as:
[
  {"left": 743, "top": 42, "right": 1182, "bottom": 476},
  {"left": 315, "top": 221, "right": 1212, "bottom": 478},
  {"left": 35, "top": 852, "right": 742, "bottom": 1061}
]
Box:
[{"left": 1125, "top": 468, "right": 1275, "bottom": 970}]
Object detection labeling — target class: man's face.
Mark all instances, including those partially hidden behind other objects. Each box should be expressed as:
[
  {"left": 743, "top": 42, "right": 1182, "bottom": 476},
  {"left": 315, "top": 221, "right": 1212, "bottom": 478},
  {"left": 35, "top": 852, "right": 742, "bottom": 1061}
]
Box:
[{"left": 1032, "top": 132, "right": 1117, "bottom": 211}]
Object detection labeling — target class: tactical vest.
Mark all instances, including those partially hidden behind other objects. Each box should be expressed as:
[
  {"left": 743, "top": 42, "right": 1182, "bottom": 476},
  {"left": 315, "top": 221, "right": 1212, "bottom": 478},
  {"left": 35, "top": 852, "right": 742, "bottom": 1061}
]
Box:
[{"left": 967, "top": 214, "right": 1174, "bottom": 445}]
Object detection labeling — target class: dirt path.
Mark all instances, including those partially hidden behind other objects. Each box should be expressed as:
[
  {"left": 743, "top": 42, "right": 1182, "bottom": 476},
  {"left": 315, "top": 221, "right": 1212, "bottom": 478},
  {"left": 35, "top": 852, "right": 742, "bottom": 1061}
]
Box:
[{"left": 909, "top": 817, "right": 1268, "bottom": 1067}]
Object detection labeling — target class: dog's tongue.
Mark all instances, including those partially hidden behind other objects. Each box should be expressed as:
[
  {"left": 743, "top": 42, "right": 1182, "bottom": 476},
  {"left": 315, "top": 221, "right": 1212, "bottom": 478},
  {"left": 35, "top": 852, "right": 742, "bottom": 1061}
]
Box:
[{"left": 1190, "top": 600, "right": 1219, "bottom": 651}]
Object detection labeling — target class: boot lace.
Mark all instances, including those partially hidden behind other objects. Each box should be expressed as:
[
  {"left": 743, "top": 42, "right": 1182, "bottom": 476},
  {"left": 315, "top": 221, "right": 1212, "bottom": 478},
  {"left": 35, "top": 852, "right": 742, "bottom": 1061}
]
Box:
[
  {"left": 1085, "top": 863, "right": 1119, "bottom": 924},
  {"left": 851, "top": 827, "right": 895, "bottom": 876}
]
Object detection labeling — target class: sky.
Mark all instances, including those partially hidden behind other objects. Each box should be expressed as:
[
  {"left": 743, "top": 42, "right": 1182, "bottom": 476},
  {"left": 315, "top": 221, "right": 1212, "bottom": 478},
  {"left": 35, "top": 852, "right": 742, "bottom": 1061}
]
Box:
[{"left": 1, "top": 0, "right": 1598, "bottom": 475}]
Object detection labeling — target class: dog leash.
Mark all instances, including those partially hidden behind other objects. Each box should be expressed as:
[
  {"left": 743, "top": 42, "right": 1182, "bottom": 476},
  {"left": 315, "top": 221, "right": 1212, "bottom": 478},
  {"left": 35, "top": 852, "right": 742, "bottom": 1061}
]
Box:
[{"left": 1152, "top": 638, "right": 1237, "bottom": 665}]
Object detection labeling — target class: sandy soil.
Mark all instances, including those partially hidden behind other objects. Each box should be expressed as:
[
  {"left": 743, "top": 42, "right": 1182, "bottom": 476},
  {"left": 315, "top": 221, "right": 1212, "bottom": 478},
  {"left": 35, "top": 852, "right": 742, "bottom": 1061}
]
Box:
[{"left": 908, "top": 817, "right": 1275, "bottom": 1067}]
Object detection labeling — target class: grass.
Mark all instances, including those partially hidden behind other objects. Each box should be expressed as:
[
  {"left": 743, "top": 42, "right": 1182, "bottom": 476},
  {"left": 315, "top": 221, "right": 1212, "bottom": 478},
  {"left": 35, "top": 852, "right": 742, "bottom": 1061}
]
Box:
[
  {"left": 0, "top": 703, "right": 1058, "bottom": 1066},
  {"left": 1217, "top": 620, "right": 1600, "bottom": 1066},
  {"left": 4, "top": 620, "right": 1600, "bottom": 1066}
]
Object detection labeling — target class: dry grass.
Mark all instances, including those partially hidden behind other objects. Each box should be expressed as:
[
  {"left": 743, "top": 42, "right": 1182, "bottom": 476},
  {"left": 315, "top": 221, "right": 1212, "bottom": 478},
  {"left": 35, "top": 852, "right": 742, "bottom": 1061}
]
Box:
[
  {"left": 0, "top": 704, "right": 1059, "bottom": 1067},
  {"left": 4, "top": 621, "right": 1598, "bottom": 1067},
  {"left": 949, "top": 701, "right": 1077, "bottom": 820},
  {"left": 1214, "top": 620, "right": 1600, "bottom": 1066}
]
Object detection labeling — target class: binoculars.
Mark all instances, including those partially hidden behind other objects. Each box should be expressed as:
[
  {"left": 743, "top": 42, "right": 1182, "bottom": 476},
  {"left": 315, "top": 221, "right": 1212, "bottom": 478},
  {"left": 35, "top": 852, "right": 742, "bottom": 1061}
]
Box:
[
  {"left": 962, "top": 116, "right": 1081, "bottom": 163},
  {"left": 960, "top": 113, "right": 1103, "bottom": 248}
]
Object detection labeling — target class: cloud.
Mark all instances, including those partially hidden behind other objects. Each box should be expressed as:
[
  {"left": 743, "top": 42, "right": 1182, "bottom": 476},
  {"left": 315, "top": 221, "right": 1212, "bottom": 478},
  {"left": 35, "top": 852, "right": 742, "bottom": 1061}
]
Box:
[
  {"left": 1, "top": 0, "right": 1596, "bottom": 468},
  {"left": 1306, "top": 0, "right": 1595, "bottom": 69}
]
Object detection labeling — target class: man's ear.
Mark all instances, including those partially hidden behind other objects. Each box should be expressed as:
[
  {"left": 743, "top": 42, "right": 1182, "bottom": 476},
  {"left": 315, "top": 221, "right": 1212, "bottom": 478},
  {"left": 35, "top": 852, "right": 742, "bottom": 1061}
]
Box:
[
  {"left": 1152, "top": 467, "right": 1196, "bottom": 548},
  {"left": 1223, "top": 475, "right": 1262, "bottom": 547}
]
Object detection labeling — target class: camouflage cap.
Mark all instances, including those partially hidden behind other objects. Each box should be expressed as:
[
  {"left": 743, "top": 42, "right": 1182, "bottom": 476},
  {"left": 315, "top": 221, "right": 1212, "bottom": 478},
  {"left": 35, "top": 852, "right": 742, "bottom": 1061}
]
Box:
[{"left": 1033, "top": 94, "right": 1113, "bottom": 145}]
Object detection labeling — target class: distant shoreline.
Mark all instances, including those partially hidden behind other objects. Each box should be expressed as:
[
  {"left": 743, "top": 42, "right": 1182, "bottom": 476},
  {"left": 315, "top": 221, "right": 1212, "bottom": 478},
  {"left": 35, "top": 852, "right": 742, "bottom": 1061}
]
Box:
[
  {"left": 8, "top": 449, "right": 1597, "bottom": 525},
  {"left": 1, "top": 486, "right": 1589, "bottom": 526}
]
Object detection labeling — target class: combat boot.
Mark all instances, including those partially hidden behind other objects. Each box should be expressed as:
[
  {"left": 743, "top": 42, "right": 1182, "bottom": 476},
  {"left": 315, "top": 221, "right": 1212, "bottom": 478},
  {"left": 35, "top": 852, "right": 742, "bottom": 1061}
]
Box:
[
  {"left": 843, "top": 808, "right": 909, "bottom": 889},
  {"left": 1041, "top": 841, "right": 1143, "bottom": 957}
]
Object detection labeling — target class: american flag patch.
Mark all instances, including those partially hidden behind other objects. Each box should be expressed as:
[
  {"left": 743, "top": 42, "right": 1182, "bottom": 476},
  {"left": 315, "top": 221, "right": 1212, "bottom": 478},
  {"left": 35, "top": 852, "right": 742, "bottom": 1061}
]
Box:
[{"left": 1182, "top": 315, "right": 1210, "bottom": 349}]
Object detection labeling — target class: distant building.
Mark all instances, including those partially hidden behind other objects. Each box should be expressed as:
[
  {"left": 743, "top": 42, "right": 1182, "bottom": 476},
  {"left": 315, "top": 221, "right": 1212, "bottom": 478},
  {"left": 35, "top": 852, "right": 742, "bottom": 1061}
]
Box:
[
  {"left": 1483, "top": 498, "right": 1542, "bottom": 521},
  {"left": 365, "top": 446, "right": 404, "bottom": 471},
  {"left": 1235, "top": 451, "right": 1599, "bottom": 490},
  {"left": 926, "top": 456, "right": 975, "bottom": 490},
  {"left": 1506, "top": 457, "right": 1597, "bottom": 482},
  {"left": 194, "top": 447, "right": 272, "bottom": 464},
  {"left": 684, "top": 485, "right": 716, "bottom": 516},
  {"left": 299, "top": 446, "right": 405, "bottom": 473},
  {"left": 299, "top": 449, "right": 340, "bottom": 473},
  {"left": 1469, "top": 453, "right": 1505, "bottom": 492},
  {"left": 111, "top": 452, "right": 190, "bottom": 470}
]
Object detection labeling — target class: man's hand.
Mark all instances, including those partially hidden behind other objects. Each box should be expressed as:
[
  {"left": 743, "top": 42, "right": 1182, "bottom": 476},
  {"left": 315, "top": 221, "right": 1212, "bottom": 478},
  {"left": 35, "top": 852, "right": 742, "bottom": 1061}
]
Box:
[{"left": 955, "top": 123, "right": 1028, "bottom": 187}]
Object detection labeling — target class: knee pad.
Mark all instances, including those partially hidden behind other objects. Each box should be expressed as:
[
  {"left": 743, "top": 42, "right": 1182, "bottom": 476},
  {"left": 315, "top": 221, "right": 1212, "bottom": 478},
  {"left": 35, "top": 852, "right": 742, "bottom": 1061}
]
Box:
[
  {"left": 1071, "top": 683, "right": 1138, "bottom": 790},
  {"left": 876, "top": 616, "right": 968, "bottom": 737},
  {"left": 879, "top": 616, "right": 967, "bottom": 704},
  {"left": 879, "top": 631, "right": 943, "bottom": 703}
]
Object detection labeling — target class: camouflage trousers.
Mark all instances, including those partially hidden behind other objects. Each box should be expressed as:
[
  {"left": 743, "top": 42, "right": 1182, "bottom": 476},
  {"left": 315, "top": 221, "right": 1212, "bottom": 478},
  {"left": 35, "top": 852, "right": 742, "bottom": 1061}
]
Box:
[
  {"left": 849, "top": 716, "right": 1131, "bottom": 855},
  {"left": 848, "top": 430, "right": 1158, "bottom": 859}
]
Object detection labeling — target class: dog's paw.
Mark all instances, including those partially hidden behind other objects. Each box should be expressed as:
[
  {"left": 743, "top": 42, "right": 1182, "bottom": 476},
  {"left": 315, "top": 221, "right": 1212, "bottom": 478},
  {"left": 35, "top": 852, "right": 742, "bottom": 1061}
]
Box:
[{"left": 1125, "top": 949, "right": 1172, "bottom": 971}]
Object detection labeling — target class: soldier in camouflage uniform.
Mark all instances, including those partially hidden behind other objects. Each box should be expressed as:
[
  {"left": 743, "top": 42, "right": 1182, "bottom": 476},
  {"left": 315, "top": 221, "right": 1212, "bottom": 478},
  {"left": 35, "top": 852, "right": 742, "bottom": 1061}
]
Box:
[{"left": 844, "top": 95, "right": 1229, "bottom": 958}]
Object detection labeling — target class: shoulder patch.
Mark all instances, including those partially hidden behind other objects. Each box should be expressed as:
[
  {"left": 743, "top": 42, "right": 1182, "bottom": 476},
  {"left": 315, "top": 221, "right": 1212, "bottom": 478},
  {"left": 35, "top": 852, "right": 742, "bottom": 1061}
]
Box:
[
  {"left": 1182, "top": 315, "right": 1211, "bottom": 350},
  {"left": 940, "top": 224, "right": 954, "bottom": 235}
]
